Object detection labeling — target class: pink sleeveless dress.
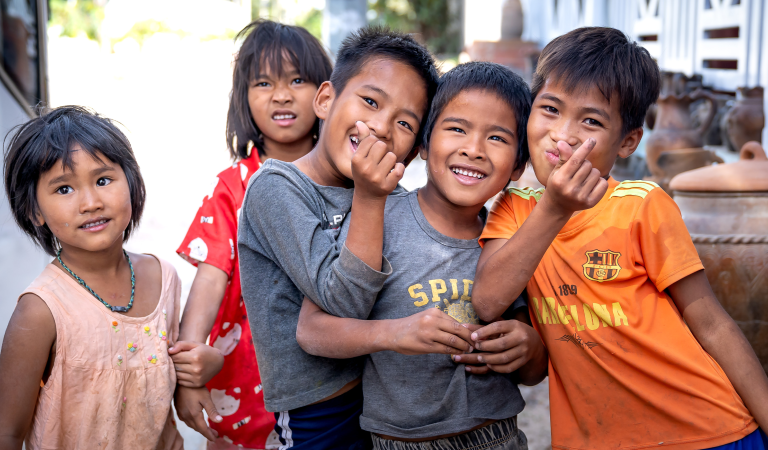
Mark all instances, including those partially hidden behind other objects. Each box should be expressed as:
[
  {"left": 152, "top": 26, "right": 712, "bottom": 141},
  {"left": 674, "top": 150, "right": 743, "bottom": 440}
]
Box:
[{"left": 22, "top": 256, "right": 184, "bottom": 450}]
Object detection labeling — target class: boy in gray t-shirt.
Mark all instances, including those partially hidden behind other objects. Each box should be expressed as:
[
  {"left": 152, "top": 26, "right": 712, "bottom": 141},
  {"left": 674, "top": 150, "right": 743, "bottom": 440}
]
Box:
[
  {"left": 297, "top": 62, "right": 548, "bottom": 448},
  {"left": 237, "top": 27, "right": 477, "bottom": 450}
]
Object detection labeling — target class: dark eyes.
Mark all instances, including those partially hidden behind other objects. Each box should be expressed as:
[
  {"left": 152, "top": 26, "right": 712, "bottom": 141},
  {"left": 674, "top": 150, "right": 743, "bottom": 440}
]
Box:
[
  {"left": 292, "top": 78, "right": 304, "bottom": 85},
  {"left": 55, "top": 178, "right": 111, "bottom": 194},
  {"left": 584, "top": 118, "right": 604, "bottom": 127},
  {"left": 449, "top": 127, "right": 466, "bottom": 134},
  {"left": 254, "top": 81, "right": 270, "bottom": 87},
  {"left": 56, "top": 186, "right": 73, "bottom": 195},
  {"left": 543, "top": 105, "right": 558, "bottom": 114},
  {"left": 363, "top": 97, "right": 378, "bottom": 108},
  {"left": 489, "top": 135, "right": 508, "bottom": 143},
  {"left": 398, "top": 121, "right": 414, "bottom": 132},
  {"left": 97, "top": 177, "right": 112, "bottom": 187}
]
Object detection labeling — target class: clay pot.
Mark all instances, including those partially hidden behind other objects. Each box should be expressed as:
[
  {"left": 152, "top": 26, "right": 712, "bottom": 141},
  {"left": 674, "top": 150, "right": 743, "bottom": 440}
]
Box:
[
  {"left": 646, "top": 89, "right": 718, "bottom": 184},
  {"left": 654, "top": 148, "right": 724, "bottom": 191},
  {"left": 724, "top": 87, "right": 764, "bottom": 152},
  {"left": 670, "top": 142, "right": 768, "bottom": 373}
]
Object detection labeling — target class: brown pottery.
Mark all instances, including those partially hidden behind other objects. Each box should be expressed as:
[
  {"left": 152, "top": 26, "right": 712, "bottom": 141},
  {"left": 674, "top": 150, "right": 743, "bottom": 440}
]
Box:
[
  {"left": 645, "top": 89, "right": 718, "bottom": 187},
  {"left": 724, "top": 87, "right": 764, "bottom": 152},
  {"left": 670, "top": 142, "right": 768, "bottom": 373}
]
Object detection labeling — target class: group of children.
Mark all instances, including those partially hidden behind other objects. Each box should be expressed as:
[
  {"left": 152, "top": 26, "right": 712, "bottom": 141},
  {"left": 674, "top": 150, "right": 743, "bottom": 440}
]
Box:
[{"left": 1, "top": 17, "right": 767, "bottom": 450}]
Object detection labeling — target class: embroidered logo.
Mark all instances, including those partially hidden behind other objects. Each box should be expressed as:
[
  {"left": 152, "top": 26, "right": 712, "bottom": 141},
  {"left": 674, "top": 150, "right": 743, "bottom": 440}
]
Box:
[{"left": 583, "top": 250, "right": 621, "bottom": 282}]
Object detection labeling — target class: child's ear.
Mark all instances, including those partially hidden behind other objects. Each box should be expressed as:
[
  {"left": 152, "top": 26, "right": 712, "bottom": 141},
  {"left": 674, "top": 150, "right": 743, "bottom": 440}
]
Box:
[
  {"left": 510, "top": 163, "right": 526, "bottom": 182},
  {"left": 313, "top": 81, "right": 334, "bottom": 121},
  {"left": 403, "top": 145, "right": 422, "bottom": 168},
  {"left": 418, "top": 145, "right": 429, "bottom": 161},
  {"left": 618, "top": 127, "right": 643, "bottom": 159},
  {"left": 32, "top": 210, "right": 45, "bottom": 227}
]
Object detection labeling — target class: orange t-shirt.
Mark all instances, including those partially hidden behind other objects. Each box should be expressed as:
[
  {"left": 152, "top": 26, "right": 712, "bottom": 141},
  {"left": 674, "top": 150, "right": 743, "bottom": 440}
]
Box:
[{"left": 480, "top": 178, "right": 756, "bottom": 450}]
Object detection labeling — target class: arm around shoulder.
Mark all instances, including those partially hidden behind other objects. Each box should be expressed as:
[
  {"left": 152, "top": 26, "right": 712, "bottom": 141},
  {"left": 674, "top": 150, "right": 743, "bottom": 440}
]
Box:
[{"left": 0, "top": 294, "right": 57, "bottom": 449}]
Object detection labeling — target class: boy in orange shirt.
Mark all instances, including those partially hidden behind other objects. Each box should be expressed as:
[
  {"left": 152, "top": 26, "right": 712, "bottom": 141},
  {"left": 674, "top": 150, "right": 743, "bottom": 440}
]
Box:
[{"left": 472, "top": 27, "right": 768, "bottom": 450}]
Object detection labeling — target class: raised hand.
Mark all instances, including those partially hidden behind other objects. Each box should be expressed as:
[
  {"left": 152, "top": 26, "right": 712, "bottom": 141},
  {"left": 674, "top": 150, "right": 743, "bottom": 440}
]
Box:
[
  {"left": 545, "top": 138, "right": 608, "bottom": 213},
  {"left": 174, "top": 386, "right": 222, "bottom": 441},
  {"left": 351, "top": 120, "right": 405, "bottom": 199},
  {"left": 388, "top": 308, "right": 476, "bottom": 356},
  {"left": 169, "top": 340, "right": 224, "bottom": 388}
]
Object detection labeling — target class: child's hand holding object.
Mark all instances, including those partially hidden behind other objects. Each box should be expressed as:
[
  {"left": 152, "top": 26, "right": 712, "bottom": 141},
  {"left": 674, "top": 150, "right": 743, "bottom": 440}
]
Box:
[{"left": 169, "top": 340, "right": 224, "bottom": 388}]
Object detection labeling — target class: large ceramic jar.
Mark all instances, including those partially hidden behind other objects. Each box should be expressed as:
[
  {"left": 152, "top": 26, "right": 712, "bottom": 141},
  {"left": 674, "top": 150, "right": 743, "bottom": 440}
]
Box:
[{"left": 670, "top": 142, "right": 768, "bottom": 373}]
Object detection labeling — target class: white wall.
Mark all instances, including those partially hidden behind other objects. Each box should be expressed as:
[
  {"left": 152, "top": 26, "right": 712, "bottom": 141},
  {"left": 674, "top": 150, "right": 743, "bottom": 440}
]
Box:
[{"left": 0, "top": 85, "right": 50, "bottom": 340}]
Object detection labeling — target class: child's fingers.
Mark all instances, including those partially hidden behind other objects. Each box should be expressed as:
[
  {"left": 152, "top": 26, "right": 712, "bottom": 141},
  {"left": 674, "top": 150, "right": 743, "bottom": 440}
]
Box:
[
  {"left": 433, "top": 330, "right": 473, "bottom": 354},
  {"left": 464, "top": 364, "right": 490, "bottom": 375},
  {"left": 471, "top": 320, "right": 512, "bottom": 343},
  {"left": 168, "top": 340, "right": 197, "bottom": 355},
  {"left": 384, "top": 161, "right": 405, "bottom": 187},
  {"left": 486, "top": 355, "right": 527, "bottom": 374},
  {"left": 201, "top": 394, "right": 224, "bottom": 424},
  {"left": 556, "top": 138, "right": 596, "bottom": 177},
  {"left": 586, "top": 176, "right": 610, "bottom": 205},
  {"left": 355, "top": 121, "right": 375, "bottom": 157},
  {"left": 191, "top": 410, "right": 217, "bottom": 441}
]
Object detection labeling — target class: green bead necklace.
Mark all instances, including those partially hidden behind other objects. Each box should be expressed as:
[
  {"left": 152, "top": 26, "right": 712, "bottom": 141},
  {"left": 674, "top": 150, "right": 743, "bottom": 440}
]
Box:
[{"left": 56, "top": 248, "right": 135, "bottom": 313}]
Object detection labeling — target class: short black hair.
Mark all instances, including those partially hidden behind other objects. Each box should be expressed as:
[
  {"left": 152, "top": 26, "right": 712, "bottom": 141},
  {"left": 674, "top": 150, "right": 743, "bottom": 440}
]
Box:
[
  {"left": 3, "top": 105, "right": 146, "bottom": 256},
  {"left": 227, "top": 19, "right": 333, "bottom": 160},
  {"left": 331, "top": 26, "right": 439, "bottom": 146},
  {"left": 423, "top": 61, "right": 532, "bottom": 173},
  {"left": 531, "top": 27, "right": 660, "bottom": 136}
]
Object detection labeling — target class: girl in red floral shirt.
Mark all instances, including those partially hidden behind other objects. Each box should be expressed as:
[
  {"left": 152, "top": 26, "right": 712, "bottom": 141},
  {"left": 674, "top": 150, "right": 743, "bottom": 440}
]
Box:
[{"left": 172, "top": 20, "right": 332, "bottom": 449}]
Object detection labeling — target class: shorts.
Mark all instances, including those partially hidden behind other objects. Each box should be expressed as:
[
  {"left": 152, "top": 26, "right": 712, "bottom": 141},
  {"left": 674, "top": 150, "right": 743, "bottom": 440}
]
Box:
[
  {"left": 707, "top": 428, "right": 768, "bottom": 450},
  {"left": 273, "top": 383, "right": 369, "bottom": 450},
  {"left": 371, "top": 417, "right": 527, "bottom": 450}
]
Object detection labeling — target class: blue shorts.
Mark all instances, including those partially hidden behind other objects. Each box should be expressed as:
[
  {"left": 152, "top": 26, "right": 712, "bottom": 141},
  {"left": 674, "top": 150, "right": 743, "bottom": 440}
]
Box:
[
  {"left": 707, "top": 428, "right": 768, "bottom": 450},
  {"left": 274, "top": 383, "right": 369, "bottom": 450}
]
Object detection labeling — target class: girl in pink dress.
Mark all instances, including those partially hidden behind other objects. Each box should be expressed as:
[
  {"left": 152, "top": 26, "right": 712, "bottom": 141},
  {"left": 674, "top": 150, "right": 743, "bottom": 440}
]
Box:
[
  {"left": 172, "top": 20, "right": 332, "bottom": 449},
  {"left": 0, "top": 106, "right": 182, "bottom": 450}
]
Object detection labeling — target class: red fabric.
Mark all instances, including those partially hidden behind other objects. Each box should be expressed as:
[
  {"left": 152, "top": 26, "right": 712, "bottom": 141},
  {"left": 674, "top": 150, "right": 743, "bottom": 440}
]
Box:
[{"left": 177, "top": 154, "right": 278, "bottom": 449}]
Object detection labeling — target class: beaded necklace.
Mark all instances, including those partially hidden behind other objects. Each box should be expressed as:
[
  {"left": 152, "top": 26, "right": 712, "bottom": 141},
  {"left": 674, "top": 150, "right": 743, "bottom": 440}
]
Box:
[{"left": 56, "top": 248, "right": 135, "bottom": 313}]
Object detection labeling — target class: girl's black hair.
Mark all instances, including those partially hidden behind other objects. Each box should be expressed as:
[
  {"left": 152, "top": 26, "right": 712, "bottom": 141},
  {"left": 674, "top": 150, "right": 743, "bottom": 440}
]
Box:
[
  {"left": 227, "top": 19, "right": 333, "bottom": 160},
  {"left": 423, "top": 62, "right": 532, "bottom": 173},
  {"left": 3, "top": 105, "right": 146, "bottom": 256}
]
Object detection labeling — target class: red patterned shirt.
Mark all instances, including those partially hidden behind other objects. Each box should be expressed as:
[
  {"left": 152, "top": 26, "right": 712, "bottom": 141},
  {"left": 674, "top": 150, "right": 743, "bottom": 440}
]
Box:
[{"left": 177, "top": 154, "right": 279, "bottom": 449}]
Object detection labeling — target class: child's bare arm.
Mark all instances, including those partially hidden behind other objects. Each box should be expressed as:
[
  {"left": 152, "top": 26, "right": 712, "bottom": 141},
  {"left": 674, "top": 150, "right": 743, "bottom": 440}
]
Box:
[
  {"left": 0, "top": 294, "right": 56, "bottom": 449},
  {"left": 345, "top": 121, "right": 404, "bottom": 272},
  {"left": 473, "top": 139, "right": 606, "bottom": 321},
  {"left": 296, "top": 297, "right": 475, "bottom": 358},
  {"left": 668, "top": 270, "right": 768, "bottom": 431},
  {"left": 168, "top": 263, "right": 226, "bottom": 388}
]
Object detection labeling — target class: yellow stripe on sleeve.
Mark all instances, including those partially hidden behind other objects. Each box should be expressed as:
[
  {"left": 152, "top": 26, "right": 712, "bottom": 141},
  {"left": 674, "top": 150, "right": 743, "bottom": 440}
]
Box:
[
  {"left": 610, "top": 188, "right": 651, "bottom": 199},
  {"left": 508, "top": 187, "right": 544, "bottom": 202}
]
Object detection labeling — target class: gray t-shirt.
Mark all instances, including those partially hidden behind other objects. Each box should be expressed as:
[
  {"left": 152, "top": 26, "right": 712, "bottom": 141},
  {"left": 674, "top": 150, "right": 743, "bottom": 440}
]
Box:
[
  {"left": 355, "top": 190, "right": 526, "bottom": 438},
  {"left": 238, "top": 159, "right": 392, "bottom": 412}
]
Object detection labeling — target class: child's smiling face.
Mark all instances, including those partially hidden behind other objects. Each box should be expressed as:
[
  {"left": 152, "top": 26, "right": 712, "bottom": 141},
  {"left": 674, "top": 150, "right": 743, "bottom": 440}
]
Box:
[
  {"left": 421, "top": 89, "right": 521, "bottom": 207},
  {"left": 314, "top": 58, "right": 428, "bottom": 181},
  {"left": 248, "top": 59, "right": 319, "bottom": 147},
  {"left": 35, "top": 146, "right": 132, "bottom": 253},
  {"left": 527, "top": 78, "right": 641, "bottom": 186}
]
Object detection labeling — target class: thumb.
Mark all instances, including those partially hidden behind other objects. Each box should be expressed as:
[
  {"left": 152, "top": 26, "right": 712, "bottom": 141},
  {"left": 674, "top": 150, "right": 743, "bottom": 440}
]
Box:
[
  {"left": 168, "top": 340, "right": 198, "bottom": 355},
  {"left": 202, "top": 394, "right": 224, "bottom": 423},
  {"left": 355, "top": 121, "right": 371, "bottom": 142}
]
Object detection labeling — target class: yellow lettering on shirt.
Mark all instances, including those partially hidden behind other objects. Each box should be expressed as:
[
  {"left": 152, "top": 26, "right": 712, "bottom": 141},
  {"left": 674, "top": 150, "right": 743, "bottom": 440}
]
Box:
[
  {"left": 450, "top": 279, "right": 459, "bottom": 300},
  {"left": 540, "top": 298, "right": 552, "bottom": 324},
  {"left": 570, "top": 305, "right": 586, "bottom": 331},
  {"left": 545, "top": 297, "right": 561, "bottom": 324},
  {"left": 557, "top": 305, "right": 573, "bottom": 325},
  {"left": 531, "top": 297, "right": 543, "bottom": 324},
  {"left": 409, "top": 284, "right": 429, "bottom": 307},
  {"left": 583, "top": 304, "right": 601, "bottom": 330},
  {"left": 613, "top": 302, "right": 629, "bottom": 327},
  {"left": 593, "top": 303, "right": 614, "bottom": 327},
  {"left": 429, "top": 279, "right": 447, "bottom": 303},
  {"left": 461, "top": 280, "right": 473, "bottom": 301}
]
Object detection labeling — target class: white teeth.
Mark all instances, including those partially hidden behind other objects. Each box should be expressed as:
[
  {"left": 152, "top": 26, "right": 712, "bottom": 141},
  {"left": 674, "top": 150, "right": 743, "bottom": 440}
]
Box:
[
  {"left": 83, "top": 219, "right": 107, "bottom": 229},
  {"left": 451, "top": 168, "right": 485, "bottom": 179},
  {"left": 351, "top": 136, "right": 360, "bottom": 144},
  {"left": 273, "top": 114, "right": 295, "bottom": 120}
]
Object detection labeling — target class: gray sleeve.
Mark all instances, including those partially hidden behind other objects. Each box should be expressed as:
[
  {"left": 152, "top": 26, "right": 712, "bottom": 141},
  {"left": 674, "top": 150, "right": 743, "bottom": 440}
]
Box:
[{"left": 242, "top": 172, "right": 390, "bottom": 319}]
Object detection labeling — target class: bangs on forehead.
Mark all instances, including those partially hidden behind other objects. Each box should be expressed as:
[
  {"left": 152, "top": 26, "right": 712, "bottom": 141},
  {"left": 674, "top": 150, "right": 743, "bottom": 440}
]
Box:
[
  {"left": 546, "top": 65, "right": 616, "bottom": 104},
  {"left": 254, "top": 43, "right": 303, "bottom": 80},
  {"left": 38, "top": 113, "right": 124, "bottom": 176}
]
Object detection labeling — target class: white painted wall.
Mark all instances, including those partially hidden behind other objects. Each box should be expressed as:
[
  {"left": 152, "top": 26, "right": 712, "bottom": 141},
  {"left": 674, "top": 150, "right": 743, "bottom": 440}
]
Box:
[{"left": 0, "top": 85, "right": 49, "bottom": 340}]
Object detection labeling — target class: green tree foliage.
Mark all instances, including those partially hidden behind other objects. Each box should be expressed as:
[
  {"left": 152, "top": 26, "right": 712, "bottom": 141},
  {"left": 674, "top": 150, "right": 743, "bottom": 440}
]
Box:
[
  {"left": 295, "top": 8, "right": 322, "bottom": 41},
  {"left": 49, "top": 0, "right": 105, "bottom": 40},
  {"left": 368, "top": 0, "right": 460, "bottom": 55}
]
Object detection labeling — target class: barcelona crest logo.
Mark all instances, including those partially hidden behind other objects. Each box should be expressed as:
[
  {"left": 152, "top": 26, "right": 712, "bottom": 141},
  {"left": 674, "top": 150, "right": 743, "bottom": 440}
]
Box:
[{"left": 583, "top": 250, "right": 622, "bottom": 282}]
